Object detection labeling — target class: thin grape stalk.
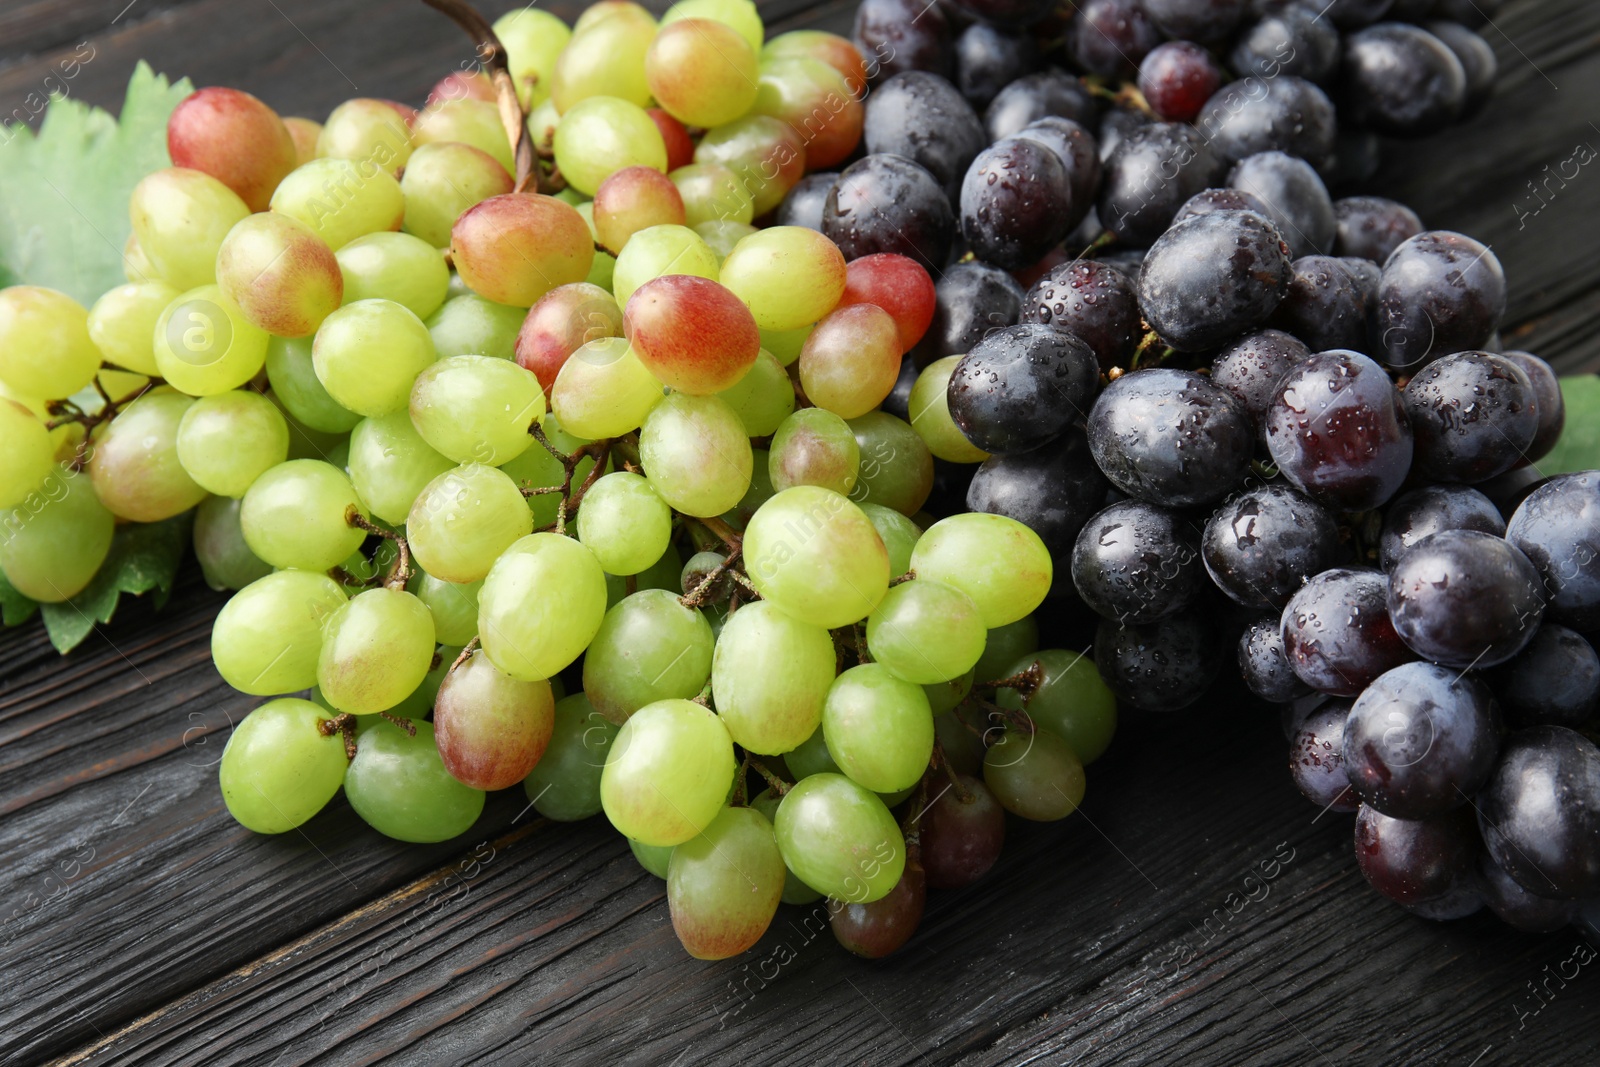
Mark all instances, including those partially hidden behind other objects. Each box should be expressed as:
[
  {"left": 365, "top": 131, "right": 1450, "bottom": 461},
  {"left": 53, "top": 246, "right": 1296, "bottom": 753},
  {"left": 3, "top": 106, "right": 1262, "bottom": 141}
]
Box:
[{"left": 522, "top": 423, "right": 615, "bottom": 534}]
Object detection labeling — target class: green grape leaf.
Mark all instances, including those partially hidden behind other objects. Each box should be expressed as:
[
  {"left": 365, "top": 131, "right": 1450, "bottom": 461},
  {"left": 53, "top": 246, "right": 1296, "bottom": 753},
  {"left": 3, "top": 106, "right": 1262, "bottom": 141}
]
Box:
[
  {"left": 0, "top": 61, "right": 192, "bottom": 306},
  {"left": 0, "top": 570, "right": 39, "bottom": 627},
  {"left": 39, "top": 512, "right": 192, "bottom": 654},
  {"left": 1536, "top": 375, "right": 1600, "bottom": 478}
]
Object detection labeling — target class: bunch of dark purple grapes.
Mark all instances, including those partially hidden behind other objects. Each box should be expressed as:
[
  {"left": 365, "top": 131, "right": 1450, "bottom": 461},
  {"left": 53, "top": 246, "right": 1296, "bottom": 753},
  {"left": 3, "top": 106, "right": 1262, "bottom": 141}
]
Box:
[{"left": 784, "top": 0, "right": 1600, "bottom": 939}]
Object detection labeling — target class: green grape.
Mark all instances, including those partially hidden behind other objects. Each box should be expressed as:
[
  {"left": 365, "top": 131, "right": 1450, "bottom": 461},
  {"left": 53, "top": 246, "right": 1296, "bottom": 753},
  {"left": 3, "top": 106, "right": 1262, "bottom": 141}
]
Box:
[
  {"left": 265, "top": 336, "right": 361, "bottom": 434},
  {"left": 409, "top": 355, "right": 544, "bottom": 465},
  {"left": 193, "top": 495, "right": 273, "bottom": 591},
  {"left": 604, "top": 542, "right": 683, "bottom": 608},
  {"left": 401, "top": 142, "right": 514, "bottom": 248},
  {"left": 152, "top": 285, "right": 270, "bottom": 397},
  {"left": 785, "top": 723, "right": 842, "bottom": 779},
  {"left": 630, "top": 837, "right": 675, "bottom": 878},
  {"left": 857, "top": 503, "right": 920, "bottom": 578},
  {"left": 211, "top": 569, "right": 347, "bottom": 694},
  {"left": 972, "top": 615, "right": 1040, "bottom": 684},
  {"left": 610, "top": 224, "right": 719, "bottom": 308},
  {"left": 218, "top": 698, "right": 347, "bottom": 834},
  {"left": 312, "top": 299, "right": 436, "bottom": 418},
  {"left": 848, "top": 411, "right": 934, "bottom": 517},
  {"left": 600, "top": 697, "right": 736, "bottom": 846},
  {"left": 995, "top": 649, "right": 1117, "bottom": 765},
  {"left": 671, "top": 163, "right": 755, "bottom": 228},
  {"left": 909, "top": 356, "right": 989, "bottom": 463},
  {"left": 758, "top": 323, "right": 812, "bottom": 367},
  {"left": 426, "top": 293, "right": 526, "bottom": 361},
  {"left": 711, "top": 600, "right": 834, "bottom": 755},
  {"left": 769, "top": 407, "right": 858, "bottom": 495},
  {"left": 719, "top": 226, "right": 847, "bottom": 332},
  {"left": 128, "top": 167, "right": 250, "bottom": 289},
  {"left": 583, "top": 589, "right": 715, "bottom": 723},
  {"left": 866, "top": 579, "right": 986, "bottom": 685},
  {"left": 87, "top": 390, "right": 206, "bottom": 522},
  {"left": 909, "top": 513, "right": 1053, "bottom": 628},
  {"left": 983, "top": 727, "right": 1085, "bottom": 821},
  {"left": 412, "top": 99, "right": 514, "bottom": 175},
  {"left": 693, "top": 117, "right": 806, "bottom": 217},
  {"left": 497, "top": 412, "right": 598, "bottom": 528},
  {"left": 175, "top": 390, "right": 290, "bottom": 498},
  {"left": 820, "top": 663, "right": 934, "bottom": 792},
  {"left": 749, "top": 788, "right": 823, "bottom": 904},
  {"left": 925, "top": 669, "right": 974, "bottom": 716},
  {"left": 316, "top": 98, "right": 412, "bottom": 177},
  {"left": 335, "top": 232, "right": 450, "bottom": 319},
  {"left": 382, "top": 643, "right": 456, "bottom": 720},
  {"left": 646, "top": 18, "right": 760, "bottom": 129},
  {"left": 345, "top": 719, "right": 486, "bottom": 842},
  {"left": 87, "top": 281, "right": 180, "bottom": 376},
  {"left": 662, "top": 0, "right": 763, "bottom": 51},
  {"left": 716, "top": 351, "right": 794, "bottom": 437},
  {"left": 273, "top": 398, "right": 350, "bottom": 465},
  {"left": 479, "top": 532, "right": 608, "bottom": 680},
  {"left": 668, "top": 805, "right": 785, "bottom": 959},
  {"left": 743, "top": 486, "right": 889, "bottom": 629},
  {"left": 122, "top": 230, "right": 159, "bottom": 284},
  {"left": 573, "top": 0, "right": 657, "bottom": 33},
  {"left": 552, "top": 97, "right": 667, "bottom": 197},
  {"left": 638, "top": 393, "right": 752, "bottom": 518},
  {"left": 0, "top": 398, "right": 54, "bottom": 509},
  {"left": 317, "top": 587, "right": 436, "bottom": 714},
  {"left": 0, "top": 467, "right": 115, "bottom": 602},
  {"left": 407, "top": 463, "right": 533, "bottom": 584},
  {"left": 719, "top": 446, "right": 775, "bottom": 530},
  {"left": 434, "top": 649, "right": 555, "bottom": 790},
  {"left": 411, "top": 572, "right": 481, "bottom": 645},
  {"left": 494, "top": 8, "right": 572, "bottom": 106},
  {"left": 215, "top": 211, "right": 343, "bottom": 338},
  {"left": 588, "top": 248, "right": 617, "bottom": 291},
  {"left": 774, "top": 773, "right": 905, "bottom": 903},
  {"left": 347, "top": 410, "right": 455, "bottom": 525},
  {"left": 575, "top": 471, "right": 672, "bottom": 575},
  {"left": 239, "top": 458, "right": 367, "bottom": 571},
  {"left": 552, "top": 15, "right": 655, "bottom": 112},
  {"left": 524, "top": 692, "right": 618, "bottom": 820},
  {"left": 695, "top": 219, "right": 758, "bottom": 261},
  {"left": 270, "top": 157, "right": 406, "bottom": 251}
]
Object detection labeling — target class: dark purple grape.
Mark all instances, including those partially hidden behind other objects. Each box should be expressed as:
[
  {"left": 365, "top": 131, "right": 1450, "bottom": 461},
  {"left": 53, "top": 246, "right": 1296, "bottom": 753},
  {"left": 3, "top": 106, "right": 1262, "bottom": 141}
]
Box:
[
  {"left": 1290, "top": 697, "right": 1356, "bottom": 808},
  {"left": 862, "top": 72, "right": 986, "bottom": 202},
  {"left": 959, "top": 138, "right": 1075, "bottom": 270},
  {"left": 1343, "top": 661, "right": 1500, "bottom": 817},
  {"left": 1138, "top": 211, "right": 1293, "bottom": 352},
  {"left": 1425, "top": 21, "right": 1497, "bottom": 116},
  {"left": 1374, "top": 231, "right": 1505, "bottom": 370},
  {"left": 1172, "top": 187, "right": 1270, "bottom": 225},
  {"left": 1479, "top": 465, "right": 1548, "bottom": 517},
  {"left": 1070, "top": 0, "right": 1161, "bottom": 78},
  {"left": 1403, "top": 867, "right": 1484, "bottom": 920},
  {"left": 1244, "top": 617, "right": 1315, "bottom": 702},
  {"left": 1431, "top": 0, "right": 1503, "bottom": 29},
  {"left": 950, "top": 0, "right": 1056, "bottom": 26},
  {"left": 1071, "top": 500, "right": 1203, "bottom": 624},
  {"left": 1264, "top": 350, "right": 1414, "bottom": 512},
  {"left": 1020, "top": 260, "right": 1139, "bottom": 372},
  {"left": 1011, "top": 117, "right": 1101, "bottom": 226},
  {"left": 1325, "top": 130, "right": 1383, "bottom": 189},
  {"left": 915, "top": 261, "right": 1024, "bottom": 366},
  {"left": 1094, "top": 247, "right": 1147, "bottom": 284},
  {"left": 1479, "top": 853, "right": 1575, "bottom": 932},
  {"left": 1498, "top": 351, "right": 1565, "bottom": 463},
  {"left": 823, "top": 154, "right": 956, "bottom": 272},
  {"left": 967, "top": 429, "right": 1109, "bottom": 557},
  {"left": 1229, "top": 5, "right": 1340, "bottom": 83},
  {"left": 1209, "top": 328, "right": 1311, "bottom": 434},
  {"left": 1142, "top": 0, "right": 1248, "bottom": 42},
  {"left": 1477, "top": 726, "right": 1600, "bottom": 899},
  {"left": 1194, "top": 75, "right": 1337, "bottom": 170},
  {"left": 948, "top": 323, "right": 1098, "bottom": 454},
  {"left": 1268, "top": 255, "right": 1370, "bottom": 351},
  {"left": 1354, "top": 803, "right": 1477, "bottom": 905},
  {"left": 1096, "top": 103, "right": 1152, "bottom": 163},
  {"left": 1341, "top": 23, "right": 1468, "bottom": 137},
  {"left": 983, "top": 69, "right": 1098, "bottom": 142},
  {"left": 1488, "top": 624, "right": 1600, "bottom": 729},
  {"left": 1094, "top": 611, "right": 1220, "bottom": 711},
  {"left": 1387, "top": 529, "right": 1545, "bottom": 667},
  {"left": 954, "top": 23, "right": 1038, "bottom": 110},
  {"left": 1282, "top": 568, "right": 1413, "bottom": 696},
  {"left": 832, "top": 862, "right": 926, "bottom": 957},
  {"left": 1086, "top": 368, "right": 1255, "bottom": 508},
  {"left": 1404, "top": 351, "right": 1539, "bottom": 483},
  {"left": 1323, "top": 0, "right": 1394, "bottom": 27},
  {"left": 920, "top": 773, "right": 1006, "bottom": 888},
  {"left": 1228, "top": 150, "right": 1335, "bottom": 258},
  {"left": 1506, "top": 473, "right": 1600, "bottom": 632},
  {"left": 1332, "top": 195, "right": 1423, "bottom": 263},
  {"left": 1098, "top": 122, "right": 1224, "bottom": 246},
  {"left": 1378, "top": 485, "right": 1505, "bottom": 571},
  {"left": 1340, "top": 255, "right": 1381, "bottom": 308},
  {"left": 1204, "top": 482, "right": 1340, "bottom": 610},
  {"left": 853, "top": 0, "right": 952, "bottom": 84},
  {"left": 1137, "top": 41, "right": 1224, "bottom": 123},
  {"left": 775, "top": 172, "right": 838, "bottom": 231}
]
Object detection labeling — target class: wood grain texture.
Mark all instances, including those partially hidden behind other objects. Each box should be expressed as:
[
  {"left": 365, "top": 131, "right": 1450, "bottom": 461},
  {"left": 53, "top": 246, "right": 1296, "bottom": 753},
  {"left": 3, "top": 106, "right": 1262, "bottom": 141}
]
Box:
[{"left": 0, "top": 0, "right": 1597, "bottom": 1064}]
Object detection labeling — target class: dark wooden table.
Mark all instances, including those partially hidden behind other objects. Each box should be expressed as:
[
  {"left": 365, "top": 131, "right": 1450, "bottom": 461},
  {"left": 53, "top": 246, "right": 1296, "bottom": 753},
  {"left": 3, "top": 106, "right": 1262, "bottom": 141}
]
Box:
[{"left": 3, "top": 1, "right": 1598, "bottom": 1064}]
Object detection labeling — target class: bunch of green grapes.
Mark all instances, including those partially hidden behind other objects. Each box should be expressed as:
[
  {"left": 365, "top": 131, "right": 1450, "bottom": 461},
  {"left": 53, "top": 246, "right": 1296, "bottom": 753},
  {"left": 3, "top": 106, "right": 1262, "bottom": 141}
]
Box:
[{"left": 0, "top": 0, "right": 1114, "bottom": 965}]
